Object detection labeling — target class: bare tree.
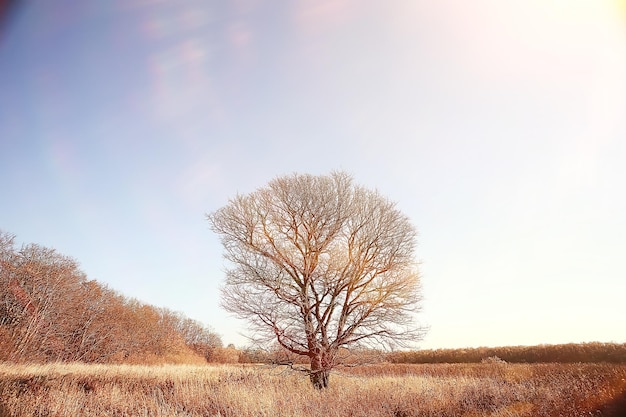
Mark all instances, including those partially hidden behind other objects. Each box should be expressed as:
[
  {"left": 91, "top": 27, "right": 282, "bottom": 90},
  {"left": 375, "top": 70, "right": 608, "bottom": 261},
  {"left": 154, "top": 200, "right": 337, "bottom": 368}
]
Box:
[
  {"left": 0, "top": 238, "right": 84, "bottom": 362},
  {"left": 208, "top": 172, "right": 425, "bottom": 389},
  {"left": 0, "top": 230, "right": 223, "bottom": 365}
]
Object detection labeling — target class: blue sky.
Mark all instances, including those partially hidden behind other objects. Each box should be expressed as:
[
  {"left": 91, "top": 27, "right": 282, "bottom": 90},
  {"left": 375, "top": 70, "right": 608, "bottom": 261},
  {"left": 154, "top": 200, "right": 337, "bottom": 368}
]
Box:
[{"left": 1, "top": 0, "right": 625, "bottom": 349}]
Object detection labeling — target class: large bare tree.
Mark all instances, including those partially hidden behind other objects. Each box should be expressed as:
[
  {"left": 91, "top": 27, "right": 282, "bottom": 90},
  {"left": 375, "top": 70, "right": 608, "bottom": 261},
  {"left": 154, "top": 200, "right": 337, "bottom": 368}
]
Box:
[{"left": 208, "top": 172, "right": 425, "bottom": 388}]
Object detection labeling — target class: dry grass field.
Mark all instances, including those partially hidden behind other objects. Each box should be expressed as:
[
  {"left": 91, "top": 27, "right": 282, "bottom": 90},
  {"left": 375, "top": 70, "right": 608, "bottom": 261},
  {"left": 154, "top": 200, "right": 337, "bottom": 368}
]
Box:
[{"left": 1, "top": 362, "right": 625, "bottom": 417}]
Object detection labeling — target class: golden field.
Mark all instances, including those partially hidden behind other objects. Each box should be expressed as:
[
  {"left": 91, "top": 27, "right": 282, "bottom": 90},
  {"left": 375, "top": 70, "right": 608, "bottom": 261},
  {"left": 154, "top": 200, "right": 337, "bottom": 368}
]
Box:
[{"left": 1, "top": 362, "right": 625, "bottom": 417}]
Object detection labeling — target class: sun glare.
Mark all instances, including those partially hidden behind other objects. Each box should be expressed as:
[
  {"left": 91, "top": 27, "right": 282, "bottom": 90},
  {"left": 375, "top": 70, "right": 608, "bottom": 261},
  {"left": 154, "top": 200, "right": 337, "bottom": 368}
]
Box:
[
  {"left": 615, "top": 0, "right": 626, "bottom": 21},
  {"left": 542, "top": 0, "right": 626, "bottom": 23}
]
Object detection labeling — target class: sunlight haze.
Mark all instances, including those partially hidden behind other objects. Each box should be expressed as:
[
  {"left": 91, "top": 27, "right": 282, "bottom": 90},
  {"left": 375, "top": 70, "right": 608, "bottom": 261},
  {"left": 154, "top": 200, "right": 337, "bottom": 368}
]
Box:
[{"left": 1, "top": 0, "right": 625, "bottom": 349}]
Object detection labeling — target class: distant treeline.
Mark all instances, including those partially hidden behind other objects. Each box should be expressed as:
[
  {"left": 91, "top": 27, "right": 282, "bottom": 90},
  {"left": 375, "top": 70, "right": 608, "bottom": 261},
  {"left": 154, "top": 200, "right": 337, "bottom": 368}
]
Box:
[
  {"left": 388, "top": 342, "right": 626, "bottom": 364},
  {"left": 0, "top": 230, "right": 222, "bottom": 364}
]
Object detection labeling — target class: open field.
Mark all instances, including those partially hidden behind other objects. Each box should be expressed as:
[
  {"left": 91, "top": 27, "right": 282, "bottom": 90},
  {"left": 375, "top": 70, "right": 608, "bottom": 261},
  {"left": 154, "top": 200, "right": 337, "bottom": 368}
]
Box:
[{"left": 1, "top": 362, "right": 625, "bottom": 417}]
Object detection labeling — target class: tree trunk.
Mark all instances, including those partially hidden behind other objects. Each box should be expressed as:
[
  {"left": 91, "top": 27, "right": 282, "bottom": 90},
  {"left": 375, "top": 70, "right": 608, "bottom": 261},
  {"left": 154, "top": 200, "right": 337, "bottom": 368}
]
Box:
[{"left": 309, "top": 355, "right": 330, "bottom": 389}]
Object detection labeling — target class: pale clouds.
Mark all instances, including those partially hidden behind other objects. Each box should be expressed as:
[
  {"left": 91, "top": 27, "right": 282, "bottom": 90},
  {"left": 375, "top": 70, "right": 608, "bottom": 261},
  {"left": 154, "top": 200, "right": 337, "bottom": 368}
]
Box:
[{"left": 292, "top": 0, "right": 359, "bottom": 33}]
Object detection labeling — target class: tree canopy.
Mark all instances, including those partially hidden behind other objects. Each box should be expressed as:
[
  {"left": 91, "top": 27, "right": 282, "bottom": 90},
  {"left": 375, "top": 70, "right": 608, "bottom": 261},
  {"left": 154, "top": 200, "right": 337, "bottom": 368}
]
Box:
[{"left": 208, "top": 172, "right": 425, "bottom": 388}]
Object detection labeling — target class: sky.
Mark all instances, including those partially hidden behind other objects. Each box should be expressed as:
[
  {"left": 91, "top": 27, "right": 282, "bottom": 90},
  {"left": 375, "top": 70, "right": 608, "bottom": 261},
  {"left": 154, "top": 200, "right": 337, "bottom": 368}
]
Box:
[{"left": 1, "top": 0, "right": 625, "bottom": 350}]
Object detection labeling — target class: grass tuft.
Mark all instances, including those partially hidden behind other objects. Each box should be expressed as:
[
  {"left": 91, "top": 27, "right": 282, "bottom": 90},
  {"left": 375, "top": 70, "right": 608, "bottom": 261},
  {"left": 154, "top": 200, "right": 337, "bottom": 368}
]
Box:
[{"left": 0, "top": 362, "right": 624, "bottom": 416}]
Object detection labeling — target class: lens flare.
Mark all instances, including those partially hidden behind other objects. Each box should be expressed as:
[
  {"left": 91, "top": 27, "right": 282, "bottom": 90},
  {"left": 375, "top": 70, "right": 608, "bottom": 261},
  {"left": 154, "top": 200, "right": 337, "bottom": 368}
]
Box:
[{"left": 614, "top": 0, "right": 626, "bottom": 22}]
